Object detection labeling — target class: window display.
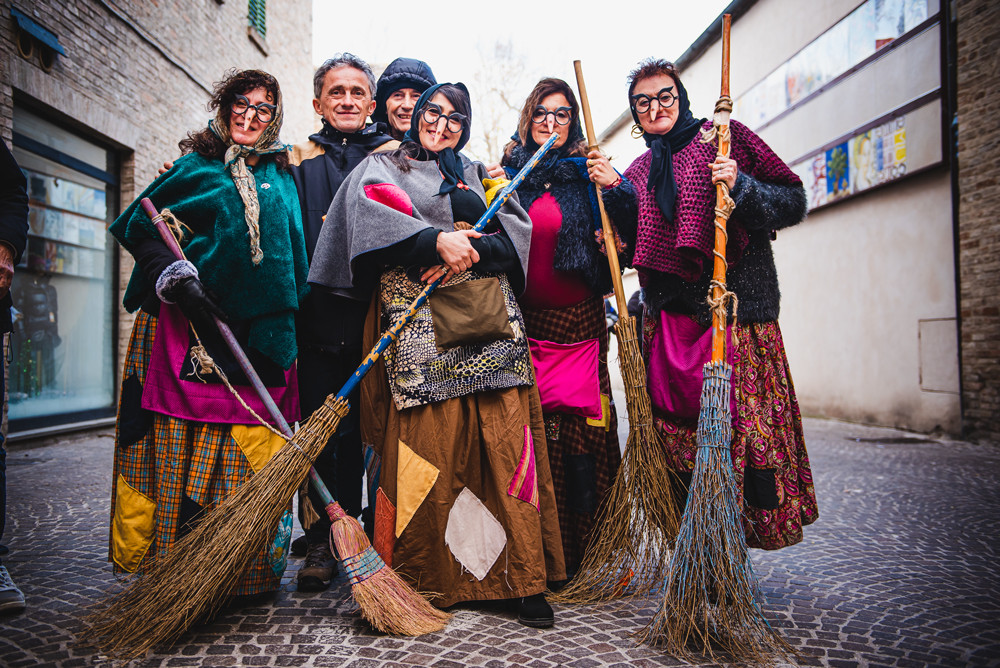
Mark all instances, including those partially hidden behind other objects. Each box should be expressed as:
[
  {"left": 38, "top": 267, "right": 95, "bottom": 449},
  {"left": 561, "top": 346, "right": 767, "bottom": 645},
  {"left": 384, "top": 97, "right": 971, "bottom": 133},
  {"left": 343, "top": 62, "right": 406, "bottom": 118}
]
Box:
[{"left": 9, "top": 108, "right": 117, "bottom": 428}]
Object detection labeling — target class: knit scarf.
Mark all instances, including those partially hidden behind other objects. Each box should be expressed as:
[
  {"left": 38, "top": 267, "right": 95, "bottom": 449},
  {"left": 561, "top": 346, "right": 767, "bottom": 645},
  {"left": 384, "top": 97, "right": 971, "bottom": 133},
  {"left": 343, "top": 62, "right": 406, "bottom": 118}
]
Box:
[
  {"left": 403, "top": 82, "right": 471, "bottom": 196},
  {"left": 632, "top": 77, "right": 705, "bottom": 223},
  {"left": 209, "top": 92, "right": 288, "bottom": 264}
]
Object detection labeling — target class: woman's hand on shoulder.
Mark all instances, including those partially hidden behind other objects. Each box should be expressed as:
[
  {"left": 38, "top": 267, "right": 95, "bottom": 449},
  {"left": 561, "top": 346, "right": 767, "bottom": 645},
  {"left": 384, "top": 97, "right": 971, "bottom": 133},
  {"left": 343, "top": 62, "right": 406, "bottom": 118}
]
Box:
[
  {"left": 485, "top": 162, "right": 505, "bottom": 179},
  {"left": 157, "top": 160, "right": 175, "bottom": 176},
  {"left": 436, "top": 228, "right": 482, "bottom": 275},
  {"left": 587, "top": 149, "right": 619, "bottom": 188},
  {"left": 709, "top": 155, "right": 739, "bottom": 190}
]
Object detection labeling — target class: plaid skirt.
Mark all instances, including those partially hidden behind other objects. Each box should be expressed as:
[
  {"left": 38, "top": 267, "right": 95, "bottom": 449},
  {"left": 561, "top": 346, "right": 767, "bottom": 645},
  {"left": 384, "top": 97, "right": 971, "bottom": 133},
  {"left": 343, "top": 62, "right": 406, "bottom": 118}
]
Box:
[
  {"left": 108, "top": 311, "right": 286, "bottom": 595},
  {"left": 521, "top": 295, "right": 622, "bottom": 574},
  {"left": 643, "top": 314, "right": 818, "bottom": 550}
]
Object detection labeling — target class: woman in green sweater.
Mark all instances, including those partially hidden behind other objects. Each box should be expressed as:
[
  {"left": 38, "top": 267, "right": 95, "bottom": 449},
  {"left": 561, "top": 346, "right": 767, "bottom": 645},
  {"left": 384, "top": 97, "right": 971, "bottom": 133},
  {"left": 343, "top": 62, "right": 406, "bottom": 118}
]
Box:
[{"left": 107, "top": 69, "right": 309, "bottom": 597}]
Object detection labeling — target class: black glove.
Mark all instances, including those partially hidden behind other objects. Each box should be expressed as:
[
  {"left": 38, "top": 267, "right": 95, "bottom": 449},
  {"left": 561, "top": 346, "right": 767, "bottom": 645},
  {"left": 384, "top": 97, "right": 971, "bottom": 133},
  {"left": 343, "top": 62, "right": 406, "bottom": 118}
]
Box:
[{"left": 163, "top": 276, "right": 228, "bottom": 331}]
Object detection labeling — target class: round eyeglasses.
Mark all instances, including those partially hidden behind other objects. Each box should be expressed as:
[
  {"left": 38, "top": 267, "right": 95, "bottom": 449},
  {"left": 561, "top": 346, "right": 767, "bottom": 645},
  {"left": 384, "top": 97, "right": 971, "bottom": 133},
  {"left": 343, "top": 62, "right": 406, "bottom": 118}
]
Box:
[
  {"left": 421, "top": 103, "right": 468, "bottom": 133},
  {"left": 531, "top": 106, "right": 572, "bottom": 126},
  {"left": 630, "top": 87, "right": 678, "bottom": 115},
  {"left": 231, "top": 94, "right": 276, "bottom": 124}
]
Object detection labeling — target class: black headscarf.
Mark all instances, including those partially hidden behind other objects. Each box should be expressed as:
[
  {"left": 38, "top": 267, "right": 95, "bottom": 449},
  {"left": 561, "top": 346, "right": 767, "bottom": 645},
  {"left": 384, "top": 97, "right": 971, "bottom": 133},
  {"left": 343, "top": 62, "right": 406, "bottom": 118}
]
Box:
[
  {"left": 403, "top": 82, "right": 471, "bottom": 196},
  {"left": 629, "top": 73, "right": 705, "bottom": 222}
]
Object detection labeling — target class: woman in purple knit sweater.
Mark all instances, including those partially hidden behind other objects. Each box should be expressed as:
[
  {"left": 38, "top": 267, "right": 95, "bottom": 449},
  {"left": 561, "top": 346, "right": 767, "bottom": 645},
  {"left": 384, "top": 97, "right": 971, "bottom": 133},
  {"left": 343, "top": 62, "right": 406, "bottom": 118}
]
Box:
[{"left": 616, "top": 58, "right": 818, "bottom": 550}]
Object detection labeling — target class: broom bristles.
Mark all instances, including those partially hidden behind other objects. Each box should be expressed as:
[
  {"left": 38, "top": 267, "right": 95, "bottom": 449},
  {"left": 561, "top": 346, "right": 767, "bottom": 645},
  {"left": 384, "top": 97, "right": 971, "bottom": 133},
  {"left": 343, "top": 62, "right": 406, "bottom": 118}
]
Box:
[
  {"left": 83, "top": 394, "right": 434, "bottom": 659},
  {"left": 332, "top": 515, "right": 450, "bottom": 635},
  {"left": 640, "top": 361, "right": 789, "bottom": 662},
  {"left": 554, "top": 316, "right": 682, "bottom": 603}
]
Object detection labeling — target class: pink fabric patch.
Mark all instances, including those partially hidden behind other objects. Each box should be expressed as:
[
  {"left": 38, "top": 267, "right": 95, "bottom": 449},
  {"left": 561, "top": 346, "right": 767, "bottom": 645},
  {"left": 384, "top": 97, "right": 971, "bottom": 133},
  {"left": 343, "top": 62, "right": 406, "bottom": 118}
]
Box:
[
  {"left": 647, "top": 311, "right": 735, "bottom": 420},
  {"left": 527, "top": 337, "right": 602, "bottom": 420},
  {"left": 507, "top": 425, "right": 539, "bottom": 511},
  {"left": 141, "top": 303, "right": 300, "bottom": 425},
  {"left": 364, "top": 183, "right": 414, "bottom": 216}
]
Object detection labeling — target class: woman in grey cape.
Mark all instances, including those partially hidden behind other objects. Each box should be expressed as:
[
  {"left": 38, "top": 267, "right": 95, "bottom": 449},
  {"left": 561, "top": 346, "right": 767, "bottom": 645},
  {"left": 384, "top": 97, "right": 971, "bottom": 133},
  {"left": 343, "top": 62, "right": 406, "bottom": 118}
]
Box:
[{"left": 309, "top": 83, "right": 566, "bottom": 627}]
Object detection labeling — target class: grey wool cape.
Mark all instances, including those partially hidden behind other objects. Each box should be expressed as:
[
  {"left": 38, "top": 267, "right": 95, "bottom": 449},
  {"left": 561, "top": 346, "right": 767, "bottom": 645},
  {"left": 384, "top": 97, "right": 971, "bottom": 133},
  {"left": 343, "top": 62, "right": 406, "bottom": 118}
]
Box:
[{"left": 307, "top": 153, "right": 532, "bottom": 296}]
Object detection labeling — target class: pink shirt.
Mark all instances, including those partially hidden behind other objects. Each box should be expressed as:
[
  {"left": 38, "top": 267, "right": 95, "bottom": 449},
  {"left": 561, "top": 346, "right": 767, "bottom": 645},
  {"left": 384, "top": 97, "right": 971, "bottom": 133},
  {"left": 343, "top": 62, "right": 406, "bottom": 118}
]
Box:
[{"left": 520, "top": 193, "right": 592, "bottom": 310}]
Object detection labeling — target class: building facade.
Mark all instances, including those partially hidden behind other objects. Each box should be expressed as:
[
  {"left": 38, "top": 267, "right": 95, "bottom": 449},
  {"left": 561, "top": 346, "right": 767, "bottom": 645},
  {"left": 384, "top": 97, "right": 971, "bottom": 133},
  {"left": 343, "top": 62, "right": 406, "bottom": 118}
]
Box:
[
  {"left": 601, "top": 0, "right": 986, "bottom": 437},
  {"left": 2, "top": 0, "right": 312, "bottom": 438}
]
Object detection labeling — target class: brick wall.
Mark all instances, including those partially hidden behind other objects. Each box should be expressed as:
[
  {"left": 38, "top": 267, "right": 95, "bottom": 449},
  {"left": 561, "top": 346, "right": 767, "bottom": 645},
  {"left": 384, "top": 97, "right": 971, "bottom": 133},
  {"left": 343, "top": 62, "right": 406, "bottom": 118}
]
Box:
[
  {"left": 956, "top": 0, "right": 1000, "bottom": 441},
  {"left": 1, "top": 0, "right": 312, "bottom": 405}
]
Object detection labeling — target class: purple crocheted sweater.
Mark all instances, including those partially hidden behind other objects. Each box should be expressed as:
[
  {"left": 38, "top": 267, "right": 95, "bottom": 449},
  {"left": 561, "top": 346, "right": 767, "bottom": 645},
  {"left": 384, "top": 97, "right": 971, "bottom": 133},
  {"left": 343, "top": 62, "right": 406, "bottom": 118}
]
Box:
[{"left": 623, "top": 120, "right": 801, "bottom": 282}]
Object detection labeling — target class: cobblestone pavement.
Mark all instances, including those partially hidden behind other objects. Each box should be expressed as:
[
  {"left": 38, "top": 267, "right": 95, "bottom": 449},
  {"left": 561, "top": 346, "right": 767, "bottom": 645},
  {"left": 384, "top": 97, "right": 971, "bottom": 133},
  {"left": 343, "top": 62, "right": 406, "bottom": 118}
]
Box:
[{"left": 1, "top": 415, "right": 998, "bottom": 667}]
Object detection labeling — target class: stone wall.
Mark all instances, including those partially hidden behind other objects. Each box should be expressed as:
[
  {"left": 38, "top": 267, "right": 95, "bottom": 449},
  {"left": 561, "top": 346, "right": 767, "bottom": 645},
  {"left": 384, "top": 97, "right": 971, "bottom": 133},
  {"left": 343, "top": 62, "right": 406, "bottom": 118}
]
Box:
[
  {"left": 1, "top": 0, "right": 313, "bottom": 388},
  {"left": 956, "top": 0, "right": 1000, "bottom": 441}
]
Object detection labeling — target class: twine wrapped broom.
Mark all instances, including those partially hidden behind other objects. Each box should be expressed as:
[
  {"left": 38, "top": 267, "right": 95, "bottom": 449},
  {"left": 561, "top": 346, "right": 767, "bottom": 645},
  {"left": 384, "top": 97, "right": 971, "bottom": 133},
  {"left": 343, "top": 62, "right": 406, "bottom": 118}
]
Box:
[
  {"left": 85, "top": 133, "right": 560, "bottom": 659},
  {"left": 554, "top": 61, "right": 682, "bottom": 604},
  {"left": 637, "top": 15, "right": 789, "bottom": 661}
]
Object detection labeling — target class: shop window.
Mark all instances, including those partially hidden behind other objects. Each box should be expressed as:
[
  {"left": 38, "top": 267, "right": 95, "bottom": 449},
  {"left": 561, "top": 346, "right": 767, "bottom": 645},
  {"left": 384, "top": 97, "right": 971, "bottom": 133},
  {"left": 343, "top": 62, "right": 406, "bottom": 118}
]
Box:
[{"left": 9, "top": 107, "right": 118, "bottom": 432}]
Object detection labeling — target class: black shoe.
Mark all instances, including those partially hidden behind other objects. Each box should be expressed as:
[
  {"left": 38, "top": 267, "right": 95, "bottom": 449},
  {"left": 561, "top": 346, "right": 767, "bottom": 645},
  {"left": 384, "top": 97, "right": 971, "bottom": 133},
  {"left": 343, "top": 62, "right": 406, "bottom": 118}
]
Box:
[
  {"left": 291, "top": 534, "right": 308, "bottom": 558},
  {"left": 517, "top": 593, "right": 554, "bottom": 628},
  {"left": 297, "top": 540, "right": 336, "bottom": 592},
  {"left": 0, "top": 565, "right": 25, "bottom": 615}
]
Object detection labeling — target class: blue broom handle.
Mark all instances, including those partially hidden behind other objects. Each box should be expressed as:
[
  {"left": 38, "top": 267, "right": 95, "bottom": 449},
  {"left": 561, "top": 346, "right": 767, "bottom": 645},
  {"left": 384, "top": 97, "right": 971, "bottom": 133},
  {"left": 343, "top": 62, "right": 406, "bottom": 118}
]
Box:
[{"left": 333, "top": 131, "right": 560, "bottom": 402}]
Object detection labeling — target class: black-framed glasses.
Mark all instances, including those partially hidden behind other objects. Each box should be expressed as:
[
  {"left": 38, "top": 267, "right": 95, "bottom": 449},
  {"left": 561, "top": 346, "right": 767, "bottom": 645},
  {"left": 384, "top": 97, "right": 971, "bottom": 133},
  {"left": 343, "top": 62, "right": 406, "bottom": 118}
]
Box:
[
  {"left": 231, "top": 95, "right": 276, "bottom": 123},
  {"left": 630, "top": 87, "right": 677, "bottom": 114},
  {"left": 421, "top": 102, "right": 468, "bottom": 133},
  {"left": 531, "top": 106, "right": 572, "bottom": 126}
]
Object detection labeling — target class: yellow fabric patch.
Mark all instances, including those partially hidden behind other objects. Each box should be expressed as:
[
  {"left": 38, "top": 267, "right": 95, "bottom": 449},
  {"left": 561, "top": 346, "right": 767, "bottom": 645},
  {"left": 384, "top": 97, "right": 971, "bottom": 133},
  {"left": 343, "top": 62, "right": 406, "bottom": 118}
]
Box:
[
  {"left": 111, "top": 474, "right": 157, "bottom": 573},
  {"left": 231, "top": 424, "right": 286, "bottom": 473},
  {"left": 396, "top": 439, "right": 439, "bottom": 538},
  {"left": 586, "top": 393, "right": 611, "bottom": 430},
  {"left": 482, "top": 177, "right": 510, "bottom": 206}
]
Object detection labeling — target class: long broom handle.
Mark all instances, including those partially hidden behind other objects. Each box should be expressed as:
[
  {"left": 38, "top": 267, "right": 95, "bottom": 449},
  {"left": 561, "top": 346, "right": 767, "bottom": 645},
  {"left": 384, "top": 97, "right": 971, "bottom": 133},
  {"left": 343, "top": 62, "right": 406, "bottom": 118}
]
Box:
[
  {"left": 710, "top": 14, "right": 732, "bottom": 363},
  {"left": 140, "top": 198, "right": 296, "bottom": 440},
  {"left": 573, "top": 60, "right": 628, "bottom": 317}
]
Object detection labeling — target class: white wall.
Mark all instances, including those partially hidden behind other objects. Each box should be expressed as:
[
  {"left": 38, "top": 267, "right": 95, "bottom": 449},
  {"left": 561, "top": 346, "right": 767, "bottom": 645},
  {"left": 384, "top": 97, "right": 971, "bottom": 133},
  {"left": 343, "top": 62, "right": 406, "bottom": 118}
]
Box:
[{"left": 775, "top": 169, "right": 959, "bottom": 432}]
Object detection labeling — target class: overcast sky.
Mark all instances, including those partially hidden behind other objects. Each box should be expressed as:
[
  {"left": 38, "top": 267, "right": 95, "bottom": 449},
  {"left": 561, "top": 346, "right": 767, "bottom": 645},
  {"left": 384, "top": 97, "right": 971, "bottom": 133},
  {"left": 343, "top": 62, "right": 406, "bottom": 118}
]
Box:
[{"left": 313, "top": 0, "right": 731, "bottom": 160}]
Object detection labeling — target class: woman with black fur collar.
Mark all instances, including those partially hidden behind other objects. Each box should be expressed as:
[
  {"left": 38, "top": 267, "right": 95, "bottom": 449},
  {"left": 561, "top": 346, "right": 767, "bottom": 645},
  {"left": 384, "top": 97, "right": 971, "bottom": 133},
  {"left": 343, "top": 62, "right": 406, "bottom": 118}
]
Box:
[{"left": 495, "top": 77, "right": 636, "bottom": 579}]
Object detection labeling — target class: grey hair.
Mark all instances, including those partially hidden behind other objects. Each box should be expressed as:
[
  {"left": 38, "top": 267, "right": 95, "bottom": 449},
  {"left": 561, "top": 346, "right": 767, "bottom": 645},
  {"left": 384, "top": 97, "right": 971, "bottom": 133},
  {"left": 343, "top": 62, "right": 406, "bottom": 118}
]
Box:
[{"left": 313, "top": 53, "right": 377, "bottom": 99}]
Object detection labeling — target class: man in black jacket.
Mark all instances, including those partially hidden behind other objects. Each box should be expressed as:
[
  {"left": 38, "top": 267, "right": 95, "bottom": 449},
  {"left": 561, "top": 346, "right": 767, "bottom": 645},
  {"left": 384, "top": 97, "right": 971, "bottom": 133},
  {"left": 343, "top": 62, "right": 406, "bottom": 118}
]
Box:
[
  {"left": 288, "top": 53, "right": 397, "bottom": 592},
  {"left": 0, "top": 139, "right": 30, "bottom": 614}
]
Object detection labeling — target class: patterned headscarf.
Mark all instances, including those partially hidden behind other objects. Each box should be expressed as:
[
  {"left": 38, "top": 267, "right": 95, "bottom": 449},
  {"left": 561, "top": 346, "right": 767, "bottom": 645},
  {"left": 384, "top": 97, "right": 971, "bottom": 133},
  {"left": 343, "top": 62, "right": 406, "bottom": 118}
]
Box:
[{"left": 209, "top": 82, "right": 288, "bottom": 264}]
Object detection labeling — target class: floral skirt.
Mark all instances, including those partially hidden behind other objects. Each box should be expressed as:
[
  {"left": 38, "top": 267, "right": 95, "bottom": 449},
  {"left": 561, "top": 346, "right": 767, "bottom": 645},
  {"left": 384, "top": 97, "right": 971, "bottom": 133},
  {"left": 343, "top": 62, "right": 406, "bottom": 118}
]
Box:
[{"left": 643, "top": 315, "right": 818, "bottom": 550}]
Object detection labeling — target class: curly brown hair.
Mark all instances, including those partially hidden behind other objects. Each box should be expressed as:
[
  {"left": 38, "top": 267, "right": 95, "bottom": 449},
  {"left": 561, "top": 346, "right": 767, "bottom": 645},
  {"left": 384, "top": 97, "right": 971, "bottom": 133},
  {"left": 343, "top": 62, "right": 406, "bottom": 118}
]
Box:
[
  {"left": 626, "top": 58, "right": 681, "bottom": 102},
  {"left": 503, "top": 78, "right": 587, "bottom": 160},
  {"left": 178, "top": 68, "right": 289, "bottom": 170}
]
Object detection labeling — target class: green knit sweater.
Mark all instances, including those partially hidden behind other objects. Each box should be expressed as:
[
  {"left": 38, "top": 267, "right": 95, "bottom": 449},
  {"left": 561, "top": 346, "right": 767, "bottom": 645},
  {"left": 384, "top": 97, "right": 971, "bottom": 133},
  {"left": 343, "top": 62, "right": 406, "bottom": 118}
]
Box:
[{"left": 111, "top": 152, "right": 309, "bottom": 369}]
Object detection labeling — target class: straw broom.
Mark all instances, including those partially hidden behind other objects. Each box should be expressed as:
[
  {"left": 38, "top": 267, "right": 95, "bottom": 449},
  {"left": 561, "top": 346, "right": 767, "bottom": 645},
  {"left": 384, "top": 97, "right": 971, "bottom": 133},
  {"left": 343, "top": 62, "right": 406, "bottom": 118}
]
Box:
[
  {"left": 85, "top": 133, "right": 560, "bottom": 659},
  {"left": 637, "top": 15, "right": 789, "bottom": 661},
  {"left": 554, "top": 61, "right": 682, "bottom": 604}
]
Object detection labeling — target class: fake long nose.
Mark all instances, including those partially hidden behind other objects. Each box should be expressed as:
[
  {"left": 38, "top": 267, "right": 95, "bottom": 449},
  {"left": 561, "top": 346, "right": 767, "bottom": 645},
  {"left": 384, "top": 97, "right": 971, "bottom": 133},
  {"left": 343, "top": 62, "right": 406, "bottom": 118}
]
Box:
[{"left": 243, "top": 108, "right": 256, "bottom": 131}]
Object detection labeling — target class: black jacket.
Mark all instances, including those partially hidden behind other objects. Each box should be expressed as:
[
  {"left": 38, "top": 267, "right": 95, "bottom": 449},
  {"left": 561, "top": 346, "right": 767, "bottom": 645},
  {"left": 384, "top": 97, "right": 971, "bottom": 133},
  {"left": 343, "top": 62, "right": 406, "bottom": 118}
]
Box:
[
  {"left": 289, "top": 122, "right": 397, "bottom": 349},
  {"left": 372, "top": 58, "right": 437, "bottom": 129},
  {"left": 0, "top": 140, "right": 30, "bottom": 335}
]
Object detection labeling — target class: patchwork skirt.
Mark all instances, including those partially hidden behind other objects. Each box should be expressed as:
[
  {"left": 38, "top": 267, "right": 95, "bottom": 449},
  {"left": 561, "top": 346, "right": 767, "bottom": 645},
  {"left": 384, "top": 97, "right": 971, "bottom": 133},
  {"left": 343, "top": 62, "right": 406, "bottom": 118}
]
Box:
[
  {"left": 643, "top": 314, "right": 819, "bottom": 550},
  {"left": 520, "top": 295, "right": 621, "bottom": 574},
  {"left": 360, "top": 297, "right": 566, "bottom": 606},
  {"left": 108, "top": 311, "right": 290, "bottom": 595}
]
